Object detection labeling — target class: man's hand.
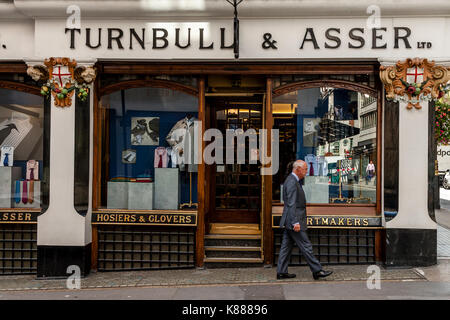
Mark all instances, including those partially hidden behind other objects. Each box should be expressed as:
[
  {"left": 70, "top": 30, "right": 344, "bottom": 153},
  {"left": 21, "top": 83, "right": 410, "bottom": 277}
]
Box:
[{"left": 293, "top": 223, "right": 300, "bottom": 232}]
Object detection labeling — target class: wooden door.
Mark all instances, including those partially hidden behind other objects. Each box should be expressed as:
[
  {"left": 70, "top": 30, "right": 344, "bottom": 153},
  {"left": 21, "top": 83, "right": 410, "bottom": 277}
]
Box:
[{"left": 207, "top": 97, "right": 263, "bottom": 224}]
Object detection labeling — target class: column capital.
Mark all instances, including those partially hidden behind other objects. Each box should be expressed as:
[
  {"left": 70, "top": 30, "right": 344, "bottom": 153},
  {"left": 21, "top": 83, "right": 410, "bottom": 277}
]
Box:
[
  {"left": 25, "top": 57, "right": 97, "bottom": 108},
  {"left": 379, "top": 57, "right": 450, "bottom": 110}
]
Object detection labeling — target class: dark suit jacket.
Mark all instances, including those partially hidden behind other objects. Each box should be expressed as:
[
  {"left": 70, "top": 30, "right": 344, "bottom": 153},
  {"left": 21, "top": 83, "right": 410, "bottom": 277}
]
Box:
[{"left": 279, "top": 174, "right": 308, "bottom": 231}]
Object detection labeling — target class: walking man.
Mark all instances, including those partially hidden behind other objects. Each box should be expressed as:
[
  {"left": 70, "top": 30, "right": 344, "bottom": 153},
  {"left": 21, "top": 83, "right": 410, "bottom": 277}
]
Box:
[{"left": 277, "top": 160, "right": 333, "bottom": 280}]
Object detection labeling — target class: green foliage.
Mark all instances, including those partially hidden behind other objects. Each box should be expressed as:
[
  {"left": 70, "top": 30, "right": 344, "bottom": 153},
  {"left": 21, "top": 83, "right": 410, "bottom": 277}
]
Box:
[{"left": 435, "top": 96, "right": 450, "bottom": 145}]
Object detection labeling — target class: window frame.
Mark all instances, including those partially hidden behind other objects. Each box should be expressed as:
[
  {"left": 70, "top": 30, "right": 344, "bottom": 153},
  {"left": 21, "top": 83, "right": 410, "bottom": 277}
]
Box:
[
  {"left": 93, "top": 76, "right": 200, "bottom": 213},
  {"left": 271, "top": 79, "right": 382, "bottom": 216}
]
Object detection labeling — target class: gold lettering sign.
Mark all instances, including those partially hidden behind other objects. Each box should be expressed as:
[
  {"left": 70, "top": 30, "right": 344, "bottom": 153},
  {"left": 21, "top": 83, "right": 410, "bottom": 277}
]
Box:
[
  {"left": 92, "top": 212, "right": 197, "bottom": 226},
  {"left": 0, "top": 212, "right": 38, "bottom": 223},
  {"left": 272, "top": 215, "right": 381, "bottom": 228}
]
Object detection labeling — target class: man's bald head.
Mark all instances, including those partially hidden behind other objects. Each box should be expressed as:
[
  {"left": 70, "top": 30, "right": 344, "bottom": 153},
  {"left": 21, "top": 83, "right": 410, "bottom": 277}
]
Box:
[
  {"left": 292, "top": 160, "right": 307, "bottom": 171},
  {"left": 292, "top": 159, "right": 308, "bottom": 179}
]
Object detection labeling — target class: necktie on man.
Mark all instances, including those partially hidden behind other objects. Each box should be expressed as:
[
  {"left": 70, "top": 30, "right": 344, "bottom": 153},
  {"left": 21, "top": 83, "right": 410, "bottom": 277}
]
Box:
[
  {"left": 3, "top": 153, "right": 9, "bottom": 166},
  {"left": 309, "top": 162, "right": 314, "bottom": 176}
]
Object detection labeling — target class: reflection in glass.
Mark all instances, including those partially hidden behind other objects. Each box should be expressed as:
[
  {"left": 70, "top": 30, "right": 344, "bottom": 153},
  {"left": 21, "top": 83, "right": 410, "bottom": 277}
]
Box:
[{"left": 273, "top": 87, "right": 377, "bottom": 204}]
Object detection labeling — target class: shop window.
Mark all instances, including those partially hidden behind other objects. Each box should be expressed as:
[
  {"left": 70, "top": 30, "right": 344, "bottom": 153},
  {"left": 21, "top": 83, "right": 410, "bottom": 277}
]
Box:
[
  {"left": 0, "top": 88, "right": 44, "bottom": 210},
  {"left": 99, "top": 87, "right": 199, "bottom": 211},
  {"left": 273, "top": 87, "right": 377, "bottom": 204}
]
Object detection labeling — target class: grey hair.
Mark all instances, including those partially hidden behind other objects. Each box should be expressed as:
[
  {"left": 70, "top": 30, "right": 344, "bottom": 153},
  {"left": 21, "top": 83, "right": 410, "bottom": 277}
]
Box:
[{"left": 292, "top": 160, "right": 307, "bottom": 171}]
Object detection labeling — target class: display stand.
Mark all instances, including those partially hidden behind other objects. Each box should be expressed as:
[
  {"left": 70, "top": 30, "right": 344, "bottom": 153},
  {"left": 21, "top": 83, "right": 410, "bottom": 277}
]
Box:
[
  {"left": 303, "top": 176, "right": 329, "bottom": 203},
  {"left": 107, "top": 181, "right": 155, "bottom": 209},
  {"left": 128, "top": 182, "right": 154, "bottom": 210},
  {"left": 107, "top": 181, "right": 129, "bottom": 209},
  {"left": 330, "top": 168, "right": 350, "bottom": 203},
  {"left": 180, "top": 171, "right": 198, "bottom": 209},
  {"left": 155, "top": 168, "right": 180, "bottom": 210},
  {"left": 330, "top": 165, "right": 372, "bottom": 204},
  {"left": 0, "top": 167, "right": 22, "bottom": 208}
]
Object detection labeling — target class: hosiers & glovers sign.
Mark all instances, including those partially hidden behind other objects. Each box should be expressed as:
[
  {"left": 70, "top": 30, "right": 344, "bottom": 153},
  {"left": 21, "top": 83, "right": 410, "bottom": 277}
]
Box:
[
  {"left": 92, "top": 210, "right": 197, "bottom": 226},
  {"left": 272, "top": 214, "right": 382, "bottom": 228}
]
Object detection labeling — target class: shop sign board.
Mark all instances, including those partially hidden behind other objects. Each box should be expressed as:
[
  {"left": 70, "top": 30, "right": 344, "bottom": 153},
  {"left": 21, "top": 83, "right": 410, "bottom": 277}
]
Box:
[
  {"left": 272, "top": 214, "right": 381, "bottom": 228},
  {"left": 26, "top": 18, "right": 450, "bottom": 60},
  {"left": 92, "top": 210, "right": 197, "bottom": 226}
]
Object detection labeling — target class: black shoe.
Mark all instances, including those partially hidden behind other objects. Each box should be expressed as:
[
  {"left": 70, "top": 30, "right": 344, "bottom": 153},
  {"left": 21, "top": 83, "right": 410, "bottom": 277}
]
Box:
[
  {"left": 313, "top": 270, "right": 333, "bottom": 280},
  {"left": 277, "top": 273, "right": 296, "bottom": 280}
]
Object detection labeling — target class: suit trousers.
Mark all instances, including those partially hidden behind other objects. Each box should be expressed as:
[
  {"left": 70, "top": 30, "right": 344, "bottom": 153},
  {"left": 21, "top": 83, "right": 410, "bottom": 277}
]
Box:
[{"left": 277, "top": 229, "right": 322, "bottom": 274}]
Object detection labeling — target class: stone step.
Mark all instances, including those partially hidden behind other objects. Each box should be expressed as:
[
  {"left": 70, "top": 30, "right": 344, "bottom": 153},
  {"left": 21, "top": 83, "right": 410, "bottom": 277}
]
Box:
[
  {"left": 209, "top": 223, "right": 261, "bottom": 235},
  {"left": 205, "top": 238, "right": 261, "bottom": 248},
  {"left": 204, "top": 235, "right": 261, "bottom": 247},
  {"left": 205, "top": 246, "right": 261, "bottom": 252},
  {"left": 204, "top": 257, "right": 264, "bottom": 263},
  {"left": 205, "top": 246, "right": 262, "bottom": 259},
  {"left": 205, "top": 234, "right": 261, "bottom": 240}
]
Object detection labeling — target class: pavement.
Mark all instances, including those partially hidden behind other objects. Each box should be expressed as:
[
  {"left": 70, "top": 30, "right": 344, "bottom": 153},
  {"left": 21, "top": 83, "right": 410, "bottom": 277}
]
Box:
[
  {"left": 439, "top": 187, "right": 450, "bottom": 228},
  {"left": 437, "top": 188, "right": 450, "bottom": 259},
  {"left": 0, "top": 264, "right": 426, "bottom": 292},
  {"left": 0, "top": 192, "right": 448, "bottom": 300},
  {"left": 0, "top": 260, "right": 448, "bottom": 300}
]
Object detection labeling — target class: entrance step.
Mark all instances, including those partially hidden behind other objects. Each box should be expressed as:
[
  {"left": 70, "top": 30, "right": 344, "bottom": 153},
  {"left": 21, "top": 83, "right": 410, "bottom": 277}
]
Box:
[
  {"left": 204, "top": 257, "right": 263, "bottom": 263},
  {"left": 209, "top": 223, "right": 260, "bottom": 235},
  {"left": 204, "top": 234, "right": 261, "bottom": 247},
  {"left": 204, "top": 229, "right": 263, "bottom": 267},
  {"left": 205, "top": 246, "right": 262, "bottom": 259}
]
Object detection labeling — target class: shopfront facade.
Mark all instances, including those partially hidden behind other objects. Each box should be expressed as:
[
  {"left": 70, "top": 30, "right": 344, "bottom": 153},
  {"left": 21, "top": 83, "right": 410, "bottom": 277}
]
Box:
[{"left": 0, "top": 0, "right": 448, "bottom": 277}]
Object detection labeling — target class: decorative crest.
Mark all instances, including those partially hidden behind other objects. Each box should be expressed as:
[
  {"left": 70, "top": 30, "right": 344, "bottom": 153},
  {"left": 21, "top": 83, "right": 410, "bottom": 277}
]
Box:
[
  {"left": 379, "top": 58, "right": 449, "bottom": 109},
  {"left": 27, "top": 57, "right": 96, "bottom": 108}
]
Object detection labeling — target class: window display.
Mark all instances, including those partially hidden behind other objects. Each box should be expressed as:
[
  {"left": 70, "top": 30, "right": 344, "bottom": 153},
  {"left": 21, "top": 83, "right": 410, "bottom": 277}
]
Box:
[
  {"left": 99, "top": 86, "right": 199, "bottom": 211},
  {"left": 273, "top": 87, "right": 377, "bottom": 204},
  {"left": 0, "top": 89, "right": 44, "bottom": 209}
]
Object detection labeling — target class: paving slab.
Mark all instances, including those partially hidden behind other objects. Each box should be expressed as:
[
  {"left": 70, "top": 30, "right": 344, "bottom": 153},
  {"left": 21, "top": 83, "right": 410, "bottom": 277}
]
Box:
[{"left": 0, "top": 264, "right": 424, "bottom": 291}]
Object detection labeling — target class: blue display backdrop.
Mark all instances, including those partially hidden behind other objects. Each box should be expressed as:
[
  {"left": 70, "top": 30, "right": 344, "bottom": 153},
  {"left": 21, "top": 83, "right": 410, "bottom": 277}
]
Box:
[{"left": 109, "top": 109, "right": 198, "bottom": 204}]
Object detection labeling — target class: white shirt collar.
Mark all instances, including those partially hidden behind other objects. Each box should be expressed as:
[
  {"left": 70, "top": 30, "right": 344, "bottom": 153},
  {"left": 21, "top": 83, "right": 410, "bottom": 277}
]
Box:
[{"left": 291, "top": 172, "right": 299, "bottom": 182}]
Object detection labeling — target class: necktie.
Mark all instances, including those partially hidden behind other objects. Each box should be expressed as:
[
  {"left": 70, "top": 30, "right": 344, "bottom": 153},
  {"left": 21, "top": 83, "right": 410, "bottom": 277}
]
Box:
[
  {"left": 22, "top": 180, "right": 28, "bottom": 204},
  {"left": 28, "top": 180, "right": 34, "bottom": 204},
  {"left": 3, "top": 153, "right": 9, "bottom": 166},
  {"left": 30, "top": 168, "right": 34, "bottom": 180},
  {"left": 309, "top": 162, "right": 314, "bottom": 176},
  {"left": 14, "top": 180, "right": 21, "bottom": 203},
  {"left": 158, "top": 154, "right": 163, "bottom": 168}
]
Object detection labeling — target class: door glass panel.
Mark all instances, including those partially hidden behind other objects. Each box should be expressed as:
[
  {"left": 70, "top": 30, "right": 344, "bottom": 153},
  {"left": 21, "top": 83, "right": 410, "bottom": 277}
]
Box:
[{"left": 213, "top": 104, "right": 262, "bottom": 213}]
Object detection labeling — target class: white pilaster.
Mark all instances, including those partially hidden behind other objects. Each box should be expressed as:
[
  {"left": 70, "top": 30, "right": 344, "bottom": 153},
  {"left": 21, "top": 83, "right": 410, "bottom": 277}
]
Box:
[
  {"left": 37, "top": 92, "right": 87, "bottom": 246},
  {"left": 386, "top": 100, "right": 436, "bottom": 230},
  {"left": 31, "top": 59, "right": 96, "bottom": 247}
]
